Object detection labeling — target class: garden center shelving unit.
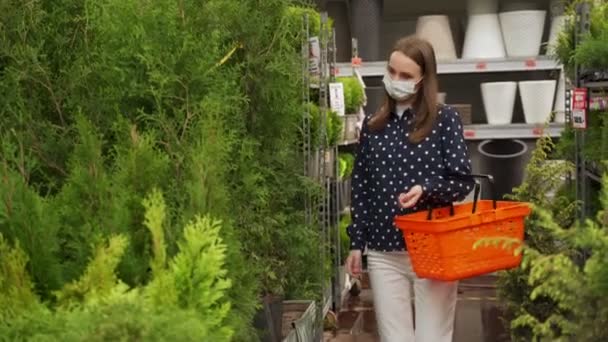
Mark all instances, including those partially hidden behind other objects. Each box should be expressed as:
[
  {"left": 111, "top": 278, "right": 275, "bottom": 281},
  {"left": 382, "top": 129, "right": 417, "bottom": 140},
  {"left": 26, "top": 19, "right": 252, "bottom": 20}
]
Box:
[
  {"left": 302, "top": 11, "right": 343, "bottom": 325},
  {"left": 321, "top": 0, "right": 570, "bottom": 290},
  {"left": 571, "top": 2, "right": 606, "bottom": 220},
  {"left": 335, "top": 57, "right": 566, "bottom": 141},
  {"left": 321, "top": 0, "right": 569, "bottom": 214}
]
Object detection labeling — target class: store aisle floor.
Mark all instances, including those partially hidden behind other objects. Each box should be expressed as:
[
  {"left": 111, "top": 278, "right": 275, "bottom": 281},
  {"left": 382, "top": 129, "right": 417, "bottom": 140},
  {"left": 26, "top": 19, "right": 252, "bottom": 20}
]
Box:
[{"left": 323, "top": 273, "right": 509, "bottom": 342}]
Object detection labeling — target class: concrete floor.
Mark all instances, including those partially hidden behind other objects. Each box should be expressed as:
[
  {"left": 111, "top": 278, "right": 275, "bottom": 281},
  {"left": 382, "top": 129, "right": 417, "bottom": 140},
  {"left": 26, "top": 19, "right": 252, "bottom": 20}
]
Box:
[{"left": 324, "top": 274, "right": 509, "bottom": 342}]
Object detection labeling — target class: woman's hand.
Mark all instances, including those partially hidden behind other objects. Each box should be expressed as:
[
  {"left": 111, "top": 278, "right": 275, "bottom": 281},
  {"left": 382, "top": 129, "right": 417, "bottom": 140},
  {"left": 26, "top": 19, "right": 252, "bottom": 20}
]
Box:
[
  {"left": 399, "top": 185, "right": 423, "bottom": 208},
  {"left": 345, "top": 250, "right": 363, "bottom": 278}
]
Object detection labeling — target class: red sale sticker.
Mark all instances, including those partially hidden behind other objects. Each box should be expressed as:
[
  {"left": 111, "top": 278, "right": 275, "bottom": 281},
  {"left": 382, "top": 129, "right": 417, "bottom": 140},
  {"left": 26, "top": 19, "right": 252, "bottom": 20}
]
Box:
[
  {"left": 525, "top": 59, "right": 537, "bottom": 68},
  {"left": 572, "top": 88, "right": 588, "bottom": 110},
  {"left": 475, "top": 62, "right": 487, "bottom": 70}
]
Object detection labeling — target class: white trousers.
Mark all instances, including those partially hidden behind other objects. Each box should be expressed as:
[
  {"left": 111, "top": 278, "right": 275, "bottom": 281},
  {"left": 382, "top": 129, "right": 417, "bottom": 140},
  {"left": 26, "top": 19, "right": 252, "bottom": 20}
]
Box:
[{"left": 367, "top": 250, "right": 458, "bottom": 342}]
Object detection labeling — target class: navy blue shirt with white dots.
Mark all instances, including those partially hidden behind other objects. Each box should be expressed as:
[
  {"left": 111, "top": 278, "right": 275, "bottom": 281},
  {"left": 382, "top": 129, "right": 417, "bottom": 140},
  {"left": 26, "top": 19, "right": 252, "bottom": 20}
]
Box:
[{"left": 347, "top": 104, "right": 474, "bottom": 252}]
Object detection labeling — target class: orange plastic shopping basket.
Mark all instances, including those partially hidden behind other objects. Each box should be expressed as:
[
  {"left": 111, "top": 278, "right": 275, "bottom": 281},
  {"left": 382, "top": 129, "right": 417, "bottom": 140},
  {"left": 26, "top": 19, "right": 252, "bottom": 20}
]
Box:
[{"left": 394, "top": 174, "right": 531, "bottom": 281}]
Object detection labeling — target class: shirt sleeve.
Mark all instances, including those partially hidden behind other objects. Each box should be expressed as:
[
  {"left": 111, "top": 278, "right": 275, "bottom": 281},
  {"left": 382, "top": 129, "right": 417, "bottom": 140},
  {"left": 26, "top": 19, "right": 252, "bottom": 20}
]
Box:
[
  {"left": 421, "top": 107, "right": 474, "bottom": 203},
  {"left": 347, "top": 117, "right": 371, "bottom": 250}
]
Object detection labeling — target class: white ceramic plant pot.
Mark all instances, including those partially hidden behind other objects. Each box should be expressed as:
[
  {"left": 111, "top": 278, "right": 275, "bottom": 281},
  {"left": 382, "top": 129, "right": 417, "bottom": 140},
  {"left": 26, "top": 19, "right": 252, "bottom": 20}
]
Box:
[
  {"left": 519, "top": 80, "right": 557, "bottom": 124},
  {"left": 550, "top": 0, "right": 567, "bottom": 17},
  {"left": 462, "top": 14, "right": 506, "bottom": 59},
  {"left": 501, "top": 1, "right": 541, "bottom": 12},
  {"left": 416, "top": 15, "right": 457, "bottom": 61},
  {"left": 547, "top": 15, "right": 566, "bottom": 55},
  {"left": 499, "top": 10, "right": 547, "bottom": 57},
  {"left": 481, "top": 82, "right": 517, "bottom": 124},
  {"left": 467, "top": 0, "right": 498, "bottom": 15},
  {"left": 554, "top": 72, "right": 566, "bottom": 123}
]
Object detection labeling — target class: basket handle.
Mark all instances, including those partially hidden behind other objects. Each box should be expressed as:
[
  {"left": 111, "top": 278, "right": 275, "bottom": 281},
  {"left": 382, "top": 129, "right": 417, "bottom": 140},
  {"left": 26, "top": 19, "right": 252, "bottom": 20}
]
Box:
[
  {"left": 466, "top": 174, "right": 497, "bottom": 211},
  {"left": 425, "top": 174, "right": 496, "bottom": 220}
]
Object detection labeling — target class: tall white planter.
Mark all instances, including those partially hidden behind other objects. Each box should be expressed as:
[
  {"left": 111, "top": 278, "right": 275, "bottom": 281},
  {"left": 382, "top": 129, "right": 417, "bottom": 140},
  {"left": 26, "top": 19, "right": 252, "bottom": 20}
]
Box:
[
  {"left": 554, "top": 72, "right": 566, "bottom": 123},
  {"left": 467, "top": 0, "right": 498, "bottom": 15},
  {"left": 499, "top": 10, "right": 547, "bottom": 57},
  {"left": 416, "top": 15, "right": 457, "bottom": 61},
  {"left": 519, "top": 80, "right": 557, "bottom": 124},
  {"left": 481, "top": 82, "right": 517, "bottom": 124},
  {"left": 547, "top": 15, "right": 566, "bottom": 55},
  {"left": 463, "top": 14, "right": 506, "bottom": 59}
]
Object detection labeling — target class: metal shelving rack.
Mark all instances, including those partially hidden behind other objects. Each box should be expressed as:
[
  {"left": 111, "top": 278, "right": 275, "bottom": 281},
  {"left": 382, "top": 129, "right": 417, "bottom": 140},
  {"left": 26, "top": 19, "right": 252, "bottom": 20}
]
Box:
[
  {"left": 336, "top": 56, "right": 563, "bottom": 77},
  {"left": 571, "top": 2, "right": 608, "bottom": 221},
  {"left": 572, "top": 2, "right": 605, "bottom": 221},
  {"left": 334, "top": 55, "right": 566, "bottom": 144},
  {"left": 302, "top": 12, "right": 342, "bottom": 322},
  {"left": 462, "top": 123, "right": 565, "bottom": 140},
  {"left": 335, "top": 123, "right": 566, "bottom": 145}
]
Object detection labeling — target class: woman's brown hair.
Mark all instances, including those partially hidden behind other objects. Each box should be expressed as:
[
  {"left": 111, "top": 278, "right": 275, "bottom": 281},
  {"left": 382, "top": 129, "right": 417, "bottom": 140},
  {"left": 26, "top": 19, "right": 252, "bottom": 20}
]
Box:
[{"left": 368, "top": 36, "right": 439, "bottom": 143}]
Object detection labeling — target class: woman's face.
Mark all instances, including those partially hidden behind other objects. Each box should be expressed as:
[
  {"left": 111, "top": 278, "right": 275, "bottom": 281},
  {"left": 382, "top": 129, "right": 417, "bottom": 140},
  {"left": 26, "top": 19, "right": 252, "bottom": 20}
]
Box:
[{"left": 387, "top": 51, "right": 423, "bottom": 83}]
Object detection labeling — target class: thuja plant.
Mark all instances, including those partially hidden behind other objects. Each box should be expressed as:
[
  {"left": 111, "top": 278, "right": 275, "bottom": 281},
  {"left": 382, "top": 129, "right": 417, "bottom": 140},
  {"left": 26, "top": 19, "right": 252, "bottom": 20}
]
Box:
[
  {"left": 479, "top": 173, "right": 608, "bottom": 341},
  {"left": 0, "top": 190, "right": 234, "bottom": 341},
  {"left": 2, "top": 1, "right": 327, "bottom": 340},
  {"left": 479, "top": 134, "right": 608, "bottom": 340},
  {"left": 481, "top": 135, "right": 578, "bottom": 341},
  {"left": 555, "top": 0, "right": 608, "bottom": 77}
]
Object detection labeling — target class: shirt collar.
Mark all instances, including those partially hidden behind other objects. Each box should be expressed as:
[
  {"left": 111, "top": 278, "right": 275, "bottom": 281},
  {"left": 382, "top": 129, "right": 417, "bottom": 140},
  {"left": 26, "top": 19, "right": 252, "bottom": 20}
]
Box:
[{"left": 392, "top": 105, "right": 413, "bottom": 120}]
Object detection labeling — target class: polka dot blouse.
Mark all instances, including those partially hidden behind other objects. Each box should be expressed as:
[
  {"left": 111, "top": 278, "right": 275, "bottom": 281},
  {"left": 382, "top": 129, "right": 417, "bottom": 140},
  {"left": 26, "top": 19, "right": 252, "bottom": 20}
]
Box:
[{"left": 347, "top": 105, "right": 474, "bottom": 252}]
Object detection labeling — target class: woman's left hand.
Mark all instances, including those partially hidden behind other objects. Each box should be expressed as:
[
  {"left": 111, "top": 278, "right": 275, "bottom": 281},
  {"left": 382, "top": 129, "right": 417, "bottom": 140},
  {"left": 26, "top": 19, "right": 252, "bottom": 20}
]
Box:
[{"left": 398, "top": 185, "right": 423, "bottom": 209}]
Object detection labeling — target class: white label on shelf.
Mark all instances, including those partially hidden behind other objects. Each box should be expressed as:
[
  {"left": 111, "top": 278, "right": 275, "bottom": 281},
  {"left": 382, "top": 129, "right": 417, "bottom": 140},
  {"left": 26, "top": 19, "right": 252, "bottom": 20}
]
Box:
[
  {"left": 329, "top": 82, "right": 345, "bottom": 116},
  {"left": 572, "top": 109, "right": 587, "bottom": 129}
]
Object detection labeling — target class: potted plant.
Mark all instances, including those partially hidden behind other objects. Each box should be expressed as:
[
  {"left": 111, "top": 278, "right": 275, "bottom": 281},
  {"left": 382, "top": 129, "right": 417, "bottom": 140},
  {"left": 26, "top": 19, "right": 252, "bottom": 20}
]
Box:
[
  {"left": 555, "top": 0, "right": 608, "bottom": 79},
  {"left": 336, "top": 76, "right": 365, "bottom": 142}
]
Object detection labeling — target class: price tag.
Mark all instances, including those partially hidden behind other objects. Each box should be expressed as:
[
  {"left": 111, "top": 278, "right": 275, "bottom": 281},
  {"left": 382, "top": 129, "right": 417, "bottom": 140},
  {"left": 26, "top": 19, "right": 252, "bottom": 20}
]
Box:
[
  {"left": 572, "top": 109, "right": 587, "bottom": 129},
  {"left": 475, "top": 62, "right": 487, "bottom": 71},
  {"left": 572, "top": 88, "right": 588, "bottom": 129},
  {"left": 463, "top": 130, "right": 476, "bottom": 139},
  {"left": 532, "top": 127, "right": 543, "bottom": 136},
  {"left": 525, "top": 59, "right": 537, "bottom": 68}
]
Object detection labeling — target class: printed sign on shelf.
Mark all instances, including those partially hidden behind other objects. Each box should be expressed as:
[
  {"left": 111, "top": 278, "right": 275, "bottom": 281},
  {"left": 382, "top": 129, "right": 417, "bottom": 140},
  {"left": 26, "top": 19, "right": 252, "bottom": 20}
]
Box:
[
  {"left": 572, "top": 88, "right": 588, "bottom": 129},
  {"left": 329, "top": 82, "right": 345, "bottom": 116}
]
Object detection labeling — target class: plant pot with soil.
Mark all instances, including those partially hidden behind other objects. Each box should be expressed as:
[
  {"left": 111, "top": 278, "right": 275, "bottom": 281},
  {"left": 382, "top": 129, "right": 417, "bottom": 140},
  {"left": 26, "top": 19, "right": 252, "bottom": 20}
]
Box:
[{"left": 281, "top": 300, "right": 318, "bottom": 342}]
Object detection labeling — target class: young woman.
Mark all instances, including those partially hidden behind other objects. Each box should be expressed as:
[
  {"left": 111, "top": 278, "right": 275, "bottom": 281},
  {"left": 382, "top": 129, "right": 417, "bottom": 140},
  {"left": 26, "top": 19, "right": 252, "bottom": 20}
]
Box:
[{"left": 345, "top": 36, "right": 474, "bottom": 342}]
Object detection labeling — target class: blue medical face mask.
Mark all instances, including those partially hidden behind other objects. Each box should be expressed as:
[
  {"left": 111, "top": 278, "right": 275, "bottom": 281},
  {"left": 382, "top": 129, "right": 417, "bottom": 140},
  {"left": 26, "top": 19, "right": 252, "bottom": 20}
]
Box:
[{"left": 382, "top": 72, "right": 422, "bottom": 101}]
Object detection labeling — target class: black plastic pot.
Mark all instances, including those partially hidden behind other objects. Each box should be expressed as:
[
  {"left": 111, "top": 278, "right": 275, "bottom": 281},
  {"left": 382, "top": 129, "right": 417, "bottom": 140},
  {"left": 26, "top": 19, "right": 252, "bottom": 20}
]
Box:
[{"left": 477, "top": 139, "right": 529, "bottom": 200}]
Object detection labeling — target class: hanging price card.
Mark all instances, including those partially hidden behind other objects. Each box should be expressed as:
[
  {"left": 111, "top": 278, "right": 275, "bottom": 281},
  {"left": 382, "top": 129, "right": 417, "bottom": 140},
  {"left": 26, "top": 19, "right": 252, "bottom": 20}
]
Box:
[
  {"left": 329, "top": 82, "right": 345, "bottom": 116},
  {"left": 572, "top": 88, "right": 588, "bottom": 129}
]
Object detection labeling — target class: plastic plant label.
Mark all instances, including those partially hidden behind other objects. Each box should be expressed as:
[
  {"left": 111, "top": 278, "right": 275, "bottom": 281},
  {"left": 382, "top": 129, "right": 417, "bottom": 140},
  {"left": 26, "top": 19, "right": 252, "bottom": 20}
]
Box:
[
  {"left": 329, "top": 82, "right": 345, "bottom": 116},
  {"left": 572, "top": 88, "right": 588, "bottom": 129},
  {"left": 309, "top": 37, "right": 320, "bottom": 77}
]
